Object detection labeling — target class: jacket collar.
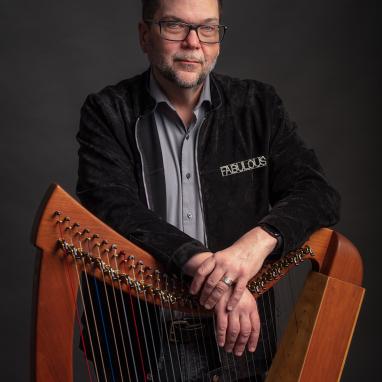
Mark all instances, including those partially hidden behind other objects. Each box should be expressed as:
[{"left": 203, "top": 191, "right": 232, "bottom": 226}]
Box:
[{"left": 134, "top": 68, "right": 222, "bottom": 117}]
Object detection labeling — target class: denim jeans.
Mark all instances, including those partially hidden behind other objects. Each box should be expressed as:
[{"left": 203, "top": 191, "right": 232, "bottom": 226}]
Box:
[{"left": 156, "top": 316, "right": 271, "bottom": 382}]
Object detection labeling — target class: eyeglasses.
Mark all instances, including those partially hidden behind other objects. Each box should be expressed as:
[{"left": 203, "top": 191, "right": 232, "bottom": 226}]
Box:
[{"left": 145, "top": 20, "right": 228, "bottom": 44}]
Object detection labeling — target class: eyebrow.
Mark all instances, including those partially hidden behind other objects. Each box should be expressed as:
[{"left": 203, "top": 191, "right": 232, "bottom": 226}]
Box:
[{"left": 160, "top": 15, "right": 220, "bottom": 23}]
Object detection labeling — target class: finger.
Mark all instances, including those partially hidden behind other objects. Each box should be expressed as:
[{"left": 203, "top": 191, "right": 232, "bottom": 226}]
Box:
[
  {"left": 200, "top": 270, "right": 227, "bottom": 308},
  {"left": 233, "top": 314, "right": 252, "bottom": 357},
  {"left": 224, "top": 312, "right": 240, "bottom": 353},
  {"left": 189, "top": 256, "right": 216, "bottom": 295},
  {"left": 215, "top": 308, "right": 228, "bottom": 347},
  {"left": 248, "top": 311, "right": 261, "bottom": 352},
  {"left": 227, "top": 278, "right": 247, "bottom": 311}
]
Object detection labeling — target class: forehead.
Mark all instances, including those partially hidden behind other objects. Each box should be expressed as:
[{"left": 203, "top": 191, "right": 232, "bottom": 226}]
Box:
[{"left": 155, "top": 0, "right": 220, "bottom": 23}]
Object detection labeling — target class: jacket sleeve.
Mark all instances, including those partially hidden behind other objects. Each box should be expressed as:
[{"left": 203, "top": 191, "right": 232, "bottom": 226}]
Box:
[
  {"left": 259, "top": 87, "right": 341, "bottom": 254},
  {"left": 76, "top": 92, "right": 208, "bottom": 273}
]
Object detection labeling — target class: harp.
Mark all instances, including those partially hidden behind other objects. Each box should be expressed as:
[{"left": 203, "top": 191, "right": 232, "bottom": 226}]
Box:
[{"left": 31, "top": 184, "right": 364, "bottom": 381}]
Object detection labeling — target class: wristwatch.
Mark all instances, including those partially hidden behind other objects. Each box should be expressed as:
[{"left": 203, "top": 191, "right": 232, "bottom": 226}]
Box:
[{"left": 259, "top": 223, "right": 283, "bottom": 257}]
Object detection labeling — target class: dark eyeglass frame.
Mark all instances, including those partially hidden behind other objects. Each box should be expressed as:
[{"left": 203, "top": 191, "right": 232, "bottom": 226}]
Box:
[{"left": 144, "top": 19, "right": 228, "bottom": 44}]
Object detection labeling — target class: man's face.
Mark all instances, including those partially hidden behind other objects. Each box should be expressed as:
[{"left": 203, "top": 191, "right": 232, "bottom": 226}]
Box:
[{"left": 139, "top": 0, "right": 221, "bottom": 88}]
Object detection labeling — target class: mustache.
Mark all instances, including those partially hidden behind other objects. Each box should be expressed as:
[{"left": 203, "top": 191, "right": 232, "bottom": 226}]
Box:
[{"left": 173, "top": 54, "right": 204, "bottom": 63}]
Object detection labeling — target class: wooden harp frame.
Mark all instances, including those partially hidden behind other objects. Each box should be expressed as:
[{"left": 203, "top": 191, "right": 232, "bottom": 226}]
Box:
[{"left": 31, "top": 184, "right": 365, "bottom": 381}]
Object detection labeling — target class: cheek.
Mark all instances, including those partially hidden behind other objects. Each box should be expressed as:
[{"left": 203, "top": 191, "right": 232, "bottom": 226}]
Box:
[
  {"left": 152, "top": 44, "right": 177, "bottom": 63},
  {"left": 203, "top": 47, "right": 220, "bottom": 64}
]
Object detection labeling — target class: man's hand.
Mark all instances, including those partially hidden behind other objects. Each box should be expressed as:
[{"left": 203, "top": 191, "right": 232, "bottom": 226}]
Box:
[
  {"left": 190, "top": 226, "right": 277, "bottom": 311},
  {"left": 215, "top": 288, "right": 260, "bottom": 356}
]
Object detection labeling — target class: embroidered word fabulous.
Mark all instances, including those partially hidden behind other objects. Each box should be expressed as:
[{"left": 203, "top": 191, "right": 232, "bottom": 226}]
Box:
[{"left": 220, "top": 156, "right": 267, "bottom": 177}]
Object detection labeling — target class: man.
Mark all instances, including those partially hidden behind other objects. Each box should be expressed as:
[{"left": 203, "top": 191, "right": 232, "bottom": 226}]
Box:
[{"left": 77, "top": 0, "right": 340, "bottom": 380}]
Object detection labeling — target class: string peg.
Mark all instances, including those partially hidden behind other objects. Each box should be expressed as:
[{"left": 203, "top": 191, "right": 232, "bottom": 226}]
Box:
[
  {"left": 72, "top": 222, "right": 80, "bottom": 228},
  {"left": 101, "top": 239, "right": 109, "bottom": 246},
  {"left": 92, "top": 233, "right": 100, "bottom": 239},
  {"left": 138, "top": 261, "right": 145, "bottom": 274},
  {"left": 63, "top": 216, "right": 70, "bottom": 222},
  {"left": 82, "top": 228, "right": 90, "bottom": 234},
  {"left": 111, "top": 244, "right": 118, "bottom": 250},
  {"left": 53, "top": 211, "right": 61, "bottom": 217}
]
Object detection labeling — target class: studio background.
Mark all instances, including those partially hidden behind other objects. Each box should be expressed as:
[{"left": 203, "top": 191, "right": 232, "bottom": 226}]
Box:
[{"left": 1, "top": 0, "right": 381, "bottom": 380}]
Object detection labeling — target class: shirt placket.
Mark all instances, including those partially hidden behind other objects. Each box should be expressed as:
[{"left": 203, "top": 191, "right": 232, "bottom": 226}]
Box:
[{"left": 181, "top": 119, "right": 196, "bottom": 236}]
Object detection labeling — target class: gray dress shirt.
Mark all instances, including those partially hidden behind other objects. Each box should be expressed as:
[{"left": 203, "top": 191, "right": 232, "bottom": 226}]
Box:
[{"left": 149, "top": 72, "right": 211, "bottom": 246}]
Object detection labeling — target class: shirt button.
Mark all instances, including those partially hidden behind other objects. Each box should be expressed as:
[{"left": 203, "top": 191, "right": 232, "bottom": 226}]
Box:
[
  {"left": 185, "top": 134, "right": 190, "bottom": 140},
  {"left": 186, "top": 173, "right": 191, "bottom": 179},
  {"left": 187, "top": 212, "right": 193, "bottom": 219}
]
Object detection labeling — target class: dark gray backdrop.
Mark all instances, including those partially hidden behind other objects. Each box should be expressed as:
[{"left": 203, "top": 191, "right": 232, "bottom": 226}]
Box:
[{"left": 1, "top": 0, "right": 381, "bottom": 380}]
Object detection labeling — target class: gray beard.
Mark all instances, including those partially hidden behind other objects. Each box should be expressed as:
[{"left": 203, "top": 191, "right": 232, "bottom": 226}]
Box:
[{"left": 155, "top": 58, "right": 217, "bottom": 89}]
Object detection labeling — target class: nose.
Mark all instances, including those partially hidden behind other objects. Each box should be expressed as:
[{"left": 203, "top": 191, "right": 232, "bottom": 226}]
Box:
[{"left": 182, "top": 29, "right": 201, "bottom": 49}]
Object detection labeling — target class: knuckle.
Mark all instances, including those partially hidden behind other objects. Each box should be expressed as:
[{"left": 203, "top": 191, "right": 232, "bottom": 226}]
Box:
[
  {"left": 205, "top": 279, "right": 216, "bottom": 288},
  {"left": 215, "top": 283, "right": 226, "bottom": 294},
  {"left": 229, "top": 329, "right": 239, "bottom": 338},
  {"left": 241, "top": 329, "right": 251, "bottom": 338}
]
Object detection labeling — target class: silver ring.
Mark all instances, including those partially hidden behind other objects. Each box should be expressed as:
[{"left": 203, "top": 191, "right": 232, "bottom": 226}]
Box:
[{"left": 220, "top": 276, "right": 233, "bottom": 287}]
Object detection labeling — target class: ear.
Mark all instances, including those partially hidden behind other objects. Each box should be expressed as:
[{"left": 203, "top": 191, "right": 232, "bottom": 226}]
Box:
[{"left": 138, "top": 21, "right": 150, "bottom": 53}]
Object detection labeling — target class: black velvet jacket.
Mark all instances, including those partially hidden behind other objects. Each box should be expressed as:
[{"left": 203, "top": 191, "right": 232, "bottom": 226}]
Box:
[{"left": 77, "top": 70, "right": 340, "bottom": 274}]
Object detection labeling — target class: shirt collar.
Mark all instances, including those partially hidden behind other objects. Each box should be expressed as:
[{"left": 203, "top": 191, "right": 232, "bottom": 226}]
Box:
[{"left": 149, "top": 70, "right": 212, "bottom": 112}]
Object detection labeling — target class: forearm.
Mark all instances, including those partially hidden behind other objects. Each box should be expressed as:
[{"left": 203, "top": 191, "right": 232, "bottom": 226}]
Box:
[{"left": 230, "top": 226, "right": 278, "bottom": 263}]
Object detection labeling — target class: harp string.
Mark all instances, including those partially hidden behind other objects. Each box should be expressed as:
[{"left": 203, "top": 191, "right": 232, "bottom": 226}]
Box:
[
  {"left": 111, "top": 250, "right": 140, "bottom": 381},
  {"left": 57, "top": 223, "right": 95, "bottom": 382},
  {"left": 195, "top": 303, "right": 209, "bottom": 373},
  {"left": 86, "top": 241, "right": 120, "bottom": 382},
  {"left": 104, "top": 247, "right": 132, "bottom": 381},
  {"left": 287, "top": 272, "right": 299, "bottom": 332},
  {"left": 179, "top": 277, "right": 191, "bottom": 381},
  {"left": 129, "top": 257, "right": 154, "bottom": 381},
  {"left": 68, "top": 228, "right": 100, "bottom": 382},
  {"left": 77, "top": 236, "right": 109, "bottom": 381},
  {"left": 94, "top": 244, "right": 124, "bottom": 381},
  {"left": 123, "top": 255, "right": 149, "bottom": 382},
  {"left": 152, "top": 295, "right": 170, "bottom": 381},
  {"left": 142, "top": 287, "right": 162, "bottom": 382},
  {"left": 260, "top": 294, "right": 273, "bottom": 367},
  {"left": 266, "top": 291, "right": 278, "bottom": 350},
  {"left": 158, "top": 289, "right": 177, "bottom": 380},
  {"left": 92, "top": 268, "right": 117, "bottom": 381},
  {"left": 162, "top": 273, "right": 183, "bottom": 381},
  {"left": 197, "top": 301, "right": 216, "bottom": 378}
]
